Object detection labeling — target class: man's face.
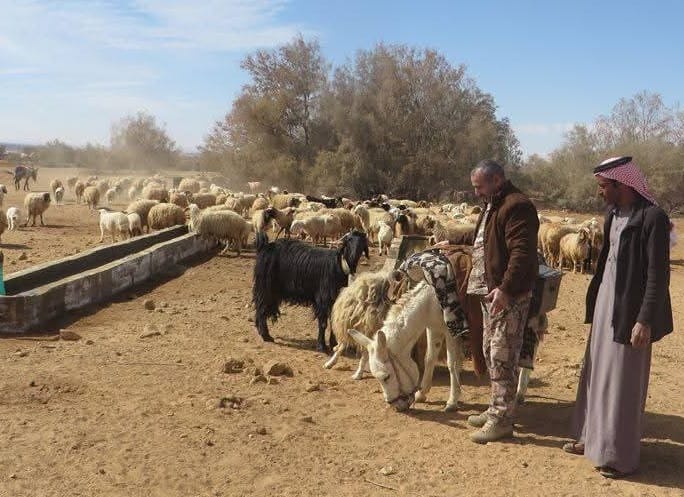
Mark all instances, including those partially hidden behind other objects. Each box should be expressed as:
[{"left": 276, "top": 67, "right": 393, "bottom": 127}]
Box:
[
  {"left": 471, "top": 171, "right": 501, "bottom": 200},
  {"left": 596, "top": 176, "right": 619, "bottom": 205}
]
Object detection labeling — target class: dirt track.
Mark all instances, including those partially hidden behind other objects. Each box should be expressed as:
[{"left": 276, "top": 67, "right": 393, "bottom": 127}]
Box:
[{"left": 0, "top": 168, "right": 682, "bottom": 496}]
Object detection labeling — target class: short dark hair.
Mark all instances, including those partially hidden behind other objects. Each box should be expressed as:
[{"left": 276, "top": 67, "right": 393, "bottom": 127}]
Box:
[{"left": 471, "top": 159, "right": 505, "bottom": 180}]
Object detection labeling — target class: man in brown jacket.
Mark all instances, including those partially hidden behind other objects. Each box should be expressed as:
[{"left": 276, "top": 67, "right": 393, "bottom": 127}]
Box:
[{"left": 438, "top": 159, "right": 539, "bottom": 443}]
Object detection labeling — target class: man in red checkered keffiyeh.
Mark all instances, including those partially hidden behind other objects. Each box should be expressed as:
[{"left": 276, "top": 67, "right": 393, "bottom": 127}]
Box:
[
  {"left": 593, "top": 156, "right": 658, "bottom": 205},
  {"left": 565, "top": 155, "right": 673, "bottom": 479}
]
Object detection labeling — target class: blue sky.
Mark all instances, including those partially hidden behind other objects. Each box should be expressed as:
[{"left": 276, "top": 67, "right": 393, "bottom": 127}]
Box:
[{"left": 1, "top": 0, "right": 682, "bottom": 157}]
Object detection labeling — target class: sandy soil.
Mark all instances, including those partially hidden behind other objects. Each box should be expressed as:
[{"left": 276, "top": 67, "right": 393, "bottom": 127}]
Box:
[{"left": 0, "top": 168, "right": 682, "bottom": 497}]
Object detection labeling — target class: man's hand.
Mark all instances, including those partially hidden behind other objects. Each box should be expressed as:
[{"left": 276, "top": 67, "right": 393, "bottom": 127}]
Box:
[
  {"left": 485, "top": 287, "right": 510, "bottom": 315},
  {"left": 630, "top": 322, "right": 651, "bottom": 348}
]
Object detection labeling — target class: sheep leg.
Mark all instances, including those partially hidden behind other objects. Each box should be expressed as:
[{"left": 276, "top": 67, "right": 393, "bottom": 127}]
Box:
[
  {"left": 351, "top": 350, "right": 369, "bottom": 380},
  {"left": 315, "top": 312, "right": 330, "bottom": 353},
  {"left": 415, "top": 329, "right": 441, "bottom": 404},
  {"left": 323, "top": 342, "right": 344, "bottom": 370},
  {"left": 443, "top": 333, "right": 463, "bottom": 412},
  {"left": 516, "top": 367, "right": 532, "bottom": 404},
  {"left": 39, "top": 213, "right": 45, "bottom": 226}
]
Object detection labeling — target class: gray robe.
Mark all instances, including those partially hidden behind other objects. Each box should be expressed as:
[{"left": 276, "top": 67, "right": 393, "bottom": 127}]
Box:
[{"left": 573, "top": 209, "right": 652, "bottom": 474}]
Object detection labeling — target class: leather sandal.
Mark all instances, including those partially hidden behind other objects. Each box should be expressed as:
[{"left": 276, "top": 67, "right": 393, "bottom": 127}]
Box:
[{"left": 562, "top": 441, "right": 585, "bottom": 455}]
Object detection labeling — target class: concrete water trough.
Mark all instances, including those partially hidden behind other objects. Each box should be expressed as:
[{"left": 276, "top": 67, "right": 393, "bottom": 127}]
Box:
[{"left": 0, "top": 225, "right": 215, "bottom": 334}]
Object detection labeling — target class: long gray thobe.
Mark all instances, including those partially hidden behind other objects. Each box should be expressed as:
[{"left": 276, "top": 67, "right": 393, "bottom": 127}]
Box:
[{"left": 573, "top": 208, "right": 652, "bottom": 474}]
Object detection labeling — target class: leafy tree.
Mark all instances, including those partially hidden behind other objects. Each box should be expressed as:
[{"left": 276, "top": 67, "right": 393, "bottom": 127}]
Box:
[{"left": 110, "top": 111, "right": 181, "bottom": 171}]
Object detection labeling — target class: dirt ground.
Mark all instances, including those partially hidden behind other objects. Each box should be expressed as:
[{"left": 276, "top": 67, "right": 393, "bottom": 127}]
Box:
[{"left": 0, "top": 168, "right": 682, "bottom": 497}]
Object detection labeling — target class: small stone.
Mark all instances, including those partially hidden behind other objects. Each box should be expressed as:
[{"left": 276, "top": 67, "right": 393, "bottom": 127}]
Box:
[
  {"left": 14, "top": 351, "right": 28, "bottom": 357},
  {"left": 240, "top": 337, "right": 249, "bottom": 343},
  {"left": 155, "top": 308, "right": 164, "bottom": 313},
  {"left": 250, "top": 375, "right": 267, "bottom": 384},
  {"left": 98, "top": 469, "right": 106, "bottom": 475},
  {"left": 29, "top": 380, "right": 36, "bottom": 387},
  {"left": 222, "top": 358, "right": 244, "bottom": 374},
  {"left": 9, "top": 473, "right": 16, "bottom": 479},
  {"left": 267, "top": 377, "right": 279, "bottom": 385},
  {"left": 59, "top": 330, "right": 82, "bottom": 341},
  {"left": 255, "top": 427, "right": 267, "bottom": 435},
  {"left": 305, "top": 382, "right": 320, "bottom": 393},
  {"left": 379, "top": 466, "right": 396, "bottom": 476},
  {"left": 206, "top": 440, "right": 215, "bottom": 447},
  {"left": 300, "top": 416, "right": 314, "bottom": 423},
  {"left": 160, "top": 302, "right": 169, "bottom": 308},
  {"left": 85, "top": 339, "right": 94, "bottom": 345},
  {"left": 18, "top": 252, "right": 27, "bottom": 260},
  {"left": 522, "top": 462, "right": 528, "bottom": 468},
  {"left": 220, "top": 316, "right": 230, "bottom": 321},
  {"left": 143, "top": 299, "right": 156, "bottom": 310},
  {"left": 263, "top": 361, "right": 294, "bottom": 377},
  {"left": 140, "top": 325, "right": 161, "bottom": 339},
  {"left": 247, "top": 317, "right": 254, "bottom": 323}
]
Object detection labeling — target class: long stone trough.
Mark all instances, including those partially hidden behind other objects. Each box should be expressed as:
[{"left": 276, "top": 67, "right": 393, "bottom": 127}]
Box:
[{"left": 0, "top": 225, "right": 215, "bottom": 334}]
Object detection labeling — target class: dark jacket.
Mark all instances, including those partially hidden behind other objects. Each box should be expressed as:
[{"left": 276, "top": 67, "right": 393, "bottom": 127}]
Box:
[
  {"left": 585, "top": 199, "right": 673, "bottom": 344},
  {"left": 449, "top": 181, "right": 539, "bottom": 297}
]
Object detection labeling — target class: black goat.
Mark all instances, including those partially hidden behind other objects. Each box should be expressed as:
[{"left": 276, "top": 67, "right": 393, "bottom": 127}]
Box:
[
  {"left": 252, "top": 230, "right": 369, "bottom": 352},
  {"left": 305, "top": 195, "right": 340, "bottom": 209}
]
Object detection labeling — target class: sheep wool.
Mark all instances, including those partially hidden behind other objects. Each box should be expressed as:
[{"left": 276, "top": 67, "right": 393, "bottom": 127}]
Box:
[
  {"left": 98, "top": 209, "right": 129, "bottom": 243},
  {"left": 147, "top": 203, "right": 186, "bottom": 230},
  {"left": 23, "top": 192, "right": 52, "bottom": 227},
  {"left": 83, "top": 186, "right": 101, "bottom": 210}
]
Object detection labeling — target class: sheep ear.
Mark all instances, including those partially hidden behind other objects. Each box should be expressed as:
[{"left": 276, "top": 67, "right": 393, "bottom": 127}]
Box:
[{"left": 348, "top": 329, "right": 372, "bottom": 349}]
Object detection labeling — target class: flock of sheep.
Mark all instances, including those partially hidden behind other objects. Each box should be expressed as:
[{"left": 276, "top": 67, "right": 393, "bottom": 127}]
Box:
[{"left": 0, "top": 170, "right": 604, "bottom": 279}]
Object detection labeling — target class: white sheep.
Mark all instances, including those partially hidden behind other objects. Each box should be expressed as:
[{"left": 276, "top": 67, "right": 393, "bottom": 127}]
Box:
[
  {"left": 147, "top": 203, "right": 186, "bottom": 230},
  {"left": 251, "top": 196, "right": 269, "bottom": 212},
  {"left": 54, "top": 186, "right": 65, "bottom": 205},
  {"left": 290, "top": 215, "right": 327, "bottom": 244},
  {"left": 23, "top": 192, "right": 51, "bottom": 227},
  {"left": 74, "top": 181, "right": 85, "bottom": 204},
  {"left": 264, "top": 206, "right": 296, "bottom": 238},
  {"left": 83, "top": 186, "right": 101, "bottom": 210},
  {"left": 377, "top": 220, "right": 394, "bottom": 256},
  {"left": 66, "top": 177, "right": 78, "bottom": 191},
  {"left": 95, "top": 179, "right": 110, "bottom": 196},
  {"left": 125, "top": 199, "right": 159, "bottom": 233},
  {"left": 98, "top": 209, "right": 130, "bottom": 243},
  {"left": 127, "top": 212, "right": 142, "bottom": 237},
  {"left": 128, "top": 185, "right": 140, "bottom": 201},
  {"left": 178, "top": 178, "right": 201, "bottom": 194},
  {"left": 187, "top": 203, "right": 251, "bottom": 256},
  {"left": 559, "top": 227, "right": 592, "bottom": 273},
  {"left": 6, "top": 207, "right": 20, "bottom": 231},
  {"left": 50, "top": 179, "right": 63, "bottom": 198},
  {"left": 322, "top": 214, "right": 343, "bottom": 244},
  {"left": 188, "top": 192, "right": 217, "bottom": 210},
  {"left": 352, "top": 203, "right": 370, "bottom": 232},
  {"left": 105, "top": 187, "right": 118, "bottom": 205},
  {"left": 142, "top": 185, "right": 169, "bottom": 203}
]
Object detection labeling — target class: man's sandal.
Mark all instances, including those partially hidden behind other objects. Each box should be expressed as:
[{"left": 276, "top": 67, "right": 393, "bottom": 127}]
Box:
[
  {"left": 598, "top": 466, "right": 628, "bottom": 479},
  {"left": 562, "top": 442, "right": 585, "bottom": 455}
]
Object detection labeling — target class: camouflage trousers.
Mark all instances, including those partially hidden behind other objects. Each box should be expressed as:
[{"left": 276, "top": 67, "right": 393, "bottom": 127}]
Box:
[{"left": 480, "top": 293, "right": 532, "bottom": 420}]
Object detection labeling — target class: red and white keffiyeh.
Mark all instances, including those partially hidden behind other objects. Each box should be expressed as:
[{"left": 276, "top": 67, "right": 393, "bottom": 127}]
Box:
[{"left": 594, "top": 156, "right": 658, "bottom": 206}]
